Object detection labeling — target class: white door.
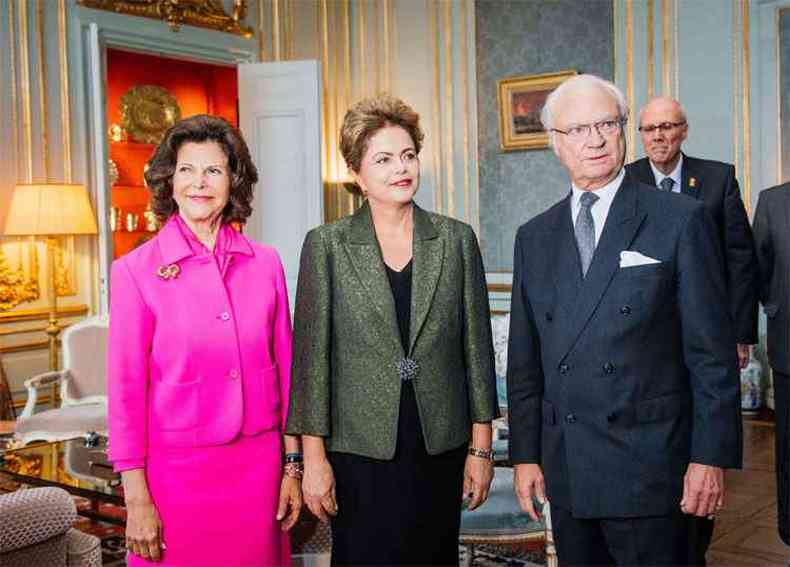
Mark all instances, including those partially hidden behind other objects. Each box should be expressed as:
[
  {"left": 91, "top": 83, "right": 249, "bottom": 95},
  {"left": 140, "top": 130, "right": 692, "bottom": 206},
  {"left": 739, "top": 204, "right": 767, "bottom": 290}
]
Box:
[{"left": 238, "top": 61, "right": 323, "bottom": 307}]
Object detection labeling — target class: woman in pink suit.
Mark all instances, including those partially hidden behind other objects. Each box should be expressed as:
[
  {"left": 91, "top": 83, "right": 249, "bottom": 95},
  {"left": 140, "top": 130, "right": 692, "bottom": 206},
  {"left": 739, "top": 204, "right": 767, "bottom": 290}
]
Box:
[{"left": 108, "top": 114, "right": 302, "bottom": 565}]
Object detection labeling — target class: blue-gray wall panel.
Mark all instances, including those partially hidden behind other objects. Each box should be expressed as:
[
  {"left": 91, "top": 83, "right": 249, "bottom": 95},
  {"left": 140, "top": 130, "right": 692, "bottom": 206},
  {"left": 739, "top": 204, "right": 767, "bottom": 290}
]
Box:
[{"left": 475, "top": 0, "right": 614, "bottom": 271}]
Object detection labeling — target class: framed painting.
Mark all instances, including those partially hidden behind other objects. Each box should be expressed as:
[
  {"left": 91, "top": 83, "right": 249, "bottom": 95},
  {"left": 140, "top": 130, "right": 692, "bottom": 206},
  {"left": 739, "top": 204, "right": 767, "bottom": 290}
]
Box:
[{"left": 497, "top": 69, "right": 577, "bottom": 151}]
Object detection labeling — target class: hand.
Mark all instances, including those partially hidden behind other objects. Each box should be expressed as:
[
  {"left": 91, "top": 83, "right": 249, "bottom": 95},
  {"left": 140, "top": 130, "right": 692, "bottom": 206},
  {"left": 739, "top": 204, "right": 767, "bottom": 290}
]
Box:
[
  {"left": 680, "top": 463, "right": 724, "bottom": 517},
  {"left": 736, "top": 343, "right": 751, "bottom": 370},
  {"left": 125, "top": 498, "right": 164, "bottom": 562},
  {"left": 276, "top": 475, "right": 303, "bottom": 531},
  {"left": 302, "top": 457, "right": 337, "bottom": 522},
  {"left": 463, "top": 454, "right": 494, "bottom": 511},
  {"left": 513, "top": 463, "right": 545, "bottom": 521}
]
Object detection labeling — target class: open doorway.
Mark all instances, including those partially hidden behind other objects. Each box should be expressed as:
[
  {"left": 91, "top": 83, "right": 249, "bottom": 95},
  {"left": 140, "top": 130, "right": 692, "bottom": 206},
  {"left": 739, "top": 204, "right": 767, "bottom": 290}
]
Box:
[{"left": 105, "top": 48, "right": 238, "bottom": 259}]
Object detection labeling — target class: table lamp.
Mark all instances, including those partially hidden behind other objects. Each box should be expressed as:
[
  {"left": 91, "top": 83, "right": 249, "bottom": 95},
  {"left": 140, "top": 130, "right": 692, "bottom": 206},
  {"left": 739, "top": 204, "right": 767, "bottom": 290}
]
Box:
[{"left": 2, "top": 183, "right": 99, "bottom": 373}]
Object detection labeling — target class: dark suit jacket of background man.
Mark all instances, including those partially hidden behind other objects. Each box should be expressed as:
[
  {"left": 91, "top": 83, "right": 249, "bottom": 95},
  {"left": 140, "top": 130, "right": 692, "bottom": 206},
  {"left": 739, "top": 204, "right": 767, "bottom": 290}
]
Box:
[
  {"left": 754, "top": 184, "right": 790, "bottom": 376},
  {"left": 753, "top": 183, "right": 790, "bottom": 543},
  {"left": 626, "top": 154, "right": 758, "bottom": 345},
  {"left": 507, "top": 177, "right": 742, "bottom": 518}
]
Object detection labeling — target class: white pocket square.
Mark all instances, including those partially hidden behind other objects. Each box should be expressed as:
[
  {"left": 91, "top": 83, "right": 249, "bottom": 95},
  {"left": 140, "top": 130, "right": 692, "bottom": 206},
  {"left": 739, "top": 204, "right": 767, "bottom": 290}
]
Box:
[{"left": 619, "top": 250, "right": 661, "bottom": 268}]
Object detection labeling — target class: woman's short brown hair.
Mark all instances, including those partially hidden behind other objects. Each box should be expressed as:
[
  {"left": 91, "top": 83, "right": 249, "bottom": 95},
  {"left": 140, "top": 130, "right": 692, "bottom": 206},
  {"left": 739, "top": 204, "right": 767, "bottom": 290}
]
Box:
[
  {"left": 339, "top": 94, "right": 424, "bottom": 195},
  {"left": 144, "top": 114, "right": 258, "bottom": 224}
]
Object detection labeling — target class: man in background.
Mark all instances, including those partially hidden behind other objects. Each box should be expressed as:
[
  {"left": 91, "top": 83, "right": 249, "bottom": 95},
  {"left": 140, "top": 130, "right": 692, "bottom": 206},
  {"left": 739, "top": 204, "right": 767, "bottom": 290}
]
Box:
[{"left": 626, "top": 96, "right": 756, "bottom": 565}]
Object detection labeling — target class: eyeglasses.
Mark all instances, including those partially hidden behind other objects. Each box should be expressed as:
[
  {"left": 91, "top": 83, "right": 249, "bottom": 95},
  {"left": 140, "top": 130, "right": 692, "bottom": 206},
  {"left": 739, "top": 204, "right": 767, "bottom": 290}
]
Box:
[
  {"left": 550, "top": 118, "right": 626, "bottom": 141},
  {"left": 637, "top": 121, "right": 686, "bottom": 133}
]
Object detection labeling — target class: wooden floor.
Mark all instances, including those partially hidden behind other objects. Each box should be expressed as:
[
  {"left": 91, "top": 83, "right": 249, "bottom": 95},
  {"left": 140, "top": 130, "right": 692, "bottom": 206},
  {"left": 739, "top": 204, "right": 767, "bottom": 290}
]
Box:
[{"left": 707, "top": 419, "right": 790, "bottom": 566}]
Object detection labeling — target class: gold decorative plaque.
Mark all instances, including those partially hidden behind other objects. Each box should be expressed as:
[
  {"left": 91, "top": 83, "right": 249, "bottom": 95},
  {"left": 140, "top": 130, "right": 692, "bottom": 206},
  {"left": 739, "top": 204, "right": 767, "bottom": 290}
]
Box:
[
  {"left": 77, "top": 0, "right": 252, "bottom": 37},
  {"left": 120, "top": 85, "right": 181, "bottom": 145}
]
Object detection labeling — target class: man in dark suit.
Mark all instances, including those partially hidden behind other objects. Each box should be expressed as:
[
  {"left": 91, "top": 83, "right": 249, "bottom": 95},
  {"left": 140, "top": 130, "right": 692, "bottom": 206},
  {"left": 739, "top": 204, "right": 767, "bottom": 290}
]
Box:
[
  {"left": 753, "top": 184, "right": 790, "bottom": 546},
  {"left": 507, "top": 75, "right": 742, "bottom": 565},
  {"left": 626, "top": 96, "right": 758, "bottom": 370},
  {"left": 627, "top": 97, "right": 757, "bottom": 565}
]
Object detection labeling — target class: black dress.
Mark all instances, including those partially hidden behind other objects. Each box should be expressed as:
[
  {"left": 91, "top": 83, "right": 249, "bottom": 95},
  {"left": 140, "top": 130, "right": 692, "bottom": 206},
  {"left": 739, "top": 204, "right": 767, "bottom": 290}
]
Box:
[{"left": 328, "top": 260, "right": 467, "bottom": 566}]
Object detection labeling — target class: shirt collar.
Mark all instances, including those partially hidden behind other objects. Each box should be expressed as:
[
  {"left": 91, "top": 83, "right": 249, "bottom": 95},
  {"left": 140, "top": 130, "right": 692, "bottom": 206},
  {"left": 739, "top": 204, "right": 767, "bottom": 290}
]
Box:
[
  {"left": 158, "top": 214, "right": 253, "bottom": 265},
  {"left": 649, "top": 153, "right": 683, "bottom": 188},
  {"left": 571, "top": 167, "right": 625, "bottom": 209}
]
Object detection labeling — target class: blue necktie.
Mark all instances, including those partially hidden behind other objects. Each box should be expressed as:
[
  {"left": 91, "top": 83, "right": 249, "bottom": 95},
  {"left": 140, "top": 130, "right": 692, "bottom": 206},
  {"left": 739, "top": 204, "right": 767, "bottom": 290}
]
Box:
[
  {"left": 659, "top": 177, "right": 675, "bottom": 192},
  {"left": 575, "top": 192, "right": 599, "bottom": 277}
]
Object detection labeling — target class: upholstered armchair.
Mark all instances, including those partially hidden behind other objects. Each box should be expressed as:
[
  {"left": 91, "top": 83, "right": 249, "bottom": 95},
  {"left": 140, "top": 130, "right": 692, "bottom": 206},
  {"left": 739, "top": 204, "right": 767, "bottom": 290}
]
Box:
[
  {"left": 0, "top": 486, "right": 101, "bottom": 566},
  {"left": 15, "top": 315, "right": 109, "bottom": 445}
]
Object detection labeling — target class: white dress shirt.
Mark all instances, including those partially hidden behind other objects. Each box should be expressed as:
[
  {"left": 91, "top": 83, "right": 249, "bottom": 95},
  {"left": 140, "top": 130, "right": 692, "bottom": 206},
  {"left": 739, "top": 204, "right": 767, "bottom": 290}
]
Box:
[
  {"left": 650, "top": 154, "right": 683, "bottom": 193},
  {"left": 570, "top": 168, "right": 625, "bottom": 246}
]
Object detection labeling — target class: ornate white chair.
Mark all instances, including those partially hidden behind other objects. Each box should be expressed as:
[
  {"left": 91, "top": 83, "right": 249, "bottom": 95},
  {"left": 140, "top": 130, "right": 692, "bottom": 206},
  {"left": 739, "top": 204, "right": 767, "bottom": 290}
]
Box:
[{"left": 14, "top": 315, "right": 109, "bottom": 445}]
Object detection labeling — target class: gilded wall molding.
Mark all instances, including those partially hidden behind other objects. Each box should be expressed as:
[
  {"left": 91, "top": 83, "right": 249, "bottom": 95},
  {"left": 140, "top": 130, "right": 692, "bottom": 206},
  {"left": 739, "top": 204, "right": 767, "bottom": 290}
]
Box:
[
  {"left": 272, "top": 0, "right": 281, "bottom": 60},
  {"left": 19, "top": 0, "right": 33, "bottom": 184},
  {"left": 647, "top": 0, "right": 655, "bottom": 99},
  {"left": 35, "top": 0, "right": 49, "bottom": 179},
  {"left": 429, "top": 0, "right": 443, "bottom": 214},
  {"left": 626, "top": 0, "right": 635, "bottom": 162},
  {"left": 742, "top": 0, "right": 752, "bottom": 211},
  {"left": 257, "top": 0, "right": 265, "bottom": 60},
  {"left": 732, "top": 0, "right": 742, "bottom": 196},
  {"left": 0, "top": 304, "right": 87, "bottom": 324},
  {"left": 460, "top": 0, "right": 471, "bottom": 225},
  {"left": 58, "top": 0, "right": 72, "bottom": 183},
  {"left": 443, "top": 0, "right": 455, "bottom": 218},
  {"left": 77, "top": 0, "right": 253, "bottom": 37},
  {"left": 8, "top": 1, "right": 19, "bottom": 181},
  {"left": 661, "top": 0, "right": 671, "bottom": 95}
]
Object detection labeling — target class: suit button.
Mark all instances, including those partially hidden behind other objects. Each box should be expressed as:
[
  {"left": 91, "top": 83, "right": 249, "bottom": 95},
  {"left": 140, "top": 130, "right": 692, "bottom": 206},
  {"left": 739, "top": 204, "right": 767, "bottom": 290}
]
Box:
[
  {"left": 220, "top": 312, "right": 231, "bottom": 321},
  {"left": 545, "top": 312, "right": 553, "bottom": 322},
  {"left": 565, "top": 413, "right": 576, "bottom": 424},
  {"left": 229, "top": 369, "right": 240, "bottom": 379},
  {"left": 559, "top": 364, "right": 569, "bottom": 375},
  {"left": 607, "top": 412, "right": 617, "bottom": 423},
  {"left": 603, "top": 363, "right": 615, "bottom": 374},
  {"left": 620, "top": 305, "right": 631, "bottom": 315}
]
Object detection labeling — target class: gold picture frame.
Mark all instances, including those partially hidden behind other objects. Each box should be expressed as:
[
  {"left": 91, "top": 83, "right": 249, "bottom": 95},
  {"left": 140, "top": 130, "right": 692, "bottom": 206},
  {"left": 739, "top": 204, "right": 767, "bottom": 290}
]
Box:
[{"left": 497, "top": 69, "right": 577, "bottom": 151}]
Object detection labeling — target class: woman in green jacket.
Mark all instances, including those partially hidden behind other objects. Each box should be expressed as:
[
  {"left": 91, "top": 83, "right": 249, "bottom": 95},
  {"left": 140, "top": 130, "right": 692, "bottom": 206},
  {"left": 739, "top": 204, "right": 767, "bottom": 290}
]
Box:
[{"left": 286, "top": 94, "right": 499, "bottom": 566}]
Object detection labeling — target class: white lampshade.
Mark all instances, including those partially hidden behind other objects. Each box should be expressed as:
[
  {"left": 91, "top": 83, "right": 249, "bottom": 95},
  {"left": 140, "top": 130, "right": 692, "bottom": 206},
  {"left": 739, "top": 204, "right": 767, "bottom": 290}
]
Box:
[{"left": 3, "top": 183, "right": 98, "bottom": 236}]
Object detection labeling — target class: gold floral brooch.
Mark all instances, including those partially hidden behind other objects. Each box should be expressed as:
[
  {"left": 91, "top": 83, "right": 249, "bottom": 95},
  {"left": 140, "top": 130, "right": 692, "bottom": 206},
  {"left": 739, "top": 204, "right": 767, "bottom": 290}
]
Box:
[{"left": 157, "top": 264, "right": 180, "bottom": 280}]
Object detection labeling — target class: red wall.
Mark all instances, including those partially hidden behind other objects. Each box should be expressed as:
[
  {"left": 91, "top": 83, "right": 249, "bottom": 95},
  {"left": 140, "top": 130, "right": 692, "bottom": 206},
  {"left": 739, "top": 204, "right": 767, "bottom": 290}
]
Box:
[
  {"left": 107, "top": 48, "right": 238, "bottom": 130},
  {"left": 106, "top": 49, "right": 238, "bottom": 258}
]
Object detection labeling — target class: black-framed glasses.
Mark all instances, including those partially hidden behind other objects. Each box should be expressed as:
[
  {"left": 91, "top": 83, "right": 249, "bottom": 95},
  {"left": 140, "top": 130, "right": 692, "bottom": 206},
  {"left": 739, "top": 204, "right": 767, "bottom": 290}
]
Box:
[
  {"left": 637, "top": 121, "right": 686, "bottom": 134},
  {"left": 550, "top": 118, "right": 626, "bottom": 141}
]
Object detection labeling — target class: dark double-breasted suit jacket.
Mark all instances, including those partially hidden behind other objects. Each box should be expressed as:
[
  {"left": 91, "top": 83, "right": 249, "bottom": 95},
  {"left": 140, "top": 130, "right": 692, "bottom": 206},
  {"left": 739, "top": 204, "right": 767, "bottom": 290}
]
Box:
[
  {"left": 507, "top": 176, "right": 742, "bottom": 519},
  {"left": 626, "top": 155, "right": 758, "bottom": 344}
]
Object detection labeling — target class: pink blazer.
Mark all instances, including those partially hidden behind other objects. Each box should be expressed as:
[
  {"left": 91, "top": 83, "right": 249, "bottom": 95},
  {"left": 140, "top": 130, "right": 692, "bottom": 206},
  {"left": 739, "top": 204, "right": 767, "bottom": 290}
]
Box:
[{"left": 107, "top": 216, "right": 292, "bottom": 469}]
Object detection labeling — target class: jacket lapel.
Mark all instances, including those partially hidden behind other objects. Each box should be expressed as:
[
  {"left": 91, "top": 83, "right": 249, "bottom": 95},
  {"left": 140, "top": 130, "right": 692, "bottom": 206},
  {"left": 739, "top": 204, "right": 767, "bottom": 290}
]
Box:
[
  {"left": 552, "top": 195, "right": 583, "bottom": 315},
  {"left": 343, "top": 202, "right": 403, "bottom": 354},
  {"left": 556, "top": 178, "right": 646, "bottom": 361},
  {"left": 633, "top": 157, "right": 658, "bottom": 187},
  {"left": 408, "top": 205, "right": 444, "bottom": 354},
  {"left": 680, "top": 154, "right": 702, "bottom": 199}
]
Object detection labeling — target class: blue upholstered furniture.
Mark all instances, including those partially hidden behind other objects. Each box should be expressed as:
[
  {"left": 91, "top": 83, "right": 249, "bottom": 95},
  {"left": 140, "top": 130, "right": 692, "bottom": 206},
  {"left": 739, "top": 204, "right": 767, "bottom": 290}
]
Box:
[{"left": 459, "top": 467, "right": 552, "bottom": 566}]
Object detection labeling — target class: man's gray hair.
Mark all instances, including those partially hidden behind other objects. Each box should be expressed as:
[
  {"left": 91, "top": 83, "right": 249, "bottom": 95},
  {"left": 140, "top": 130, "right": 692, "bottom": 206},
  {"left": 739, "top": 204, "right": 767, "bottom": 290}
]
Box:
[{"left": 541, "top": 74, "right": 629, "bottom": 146}]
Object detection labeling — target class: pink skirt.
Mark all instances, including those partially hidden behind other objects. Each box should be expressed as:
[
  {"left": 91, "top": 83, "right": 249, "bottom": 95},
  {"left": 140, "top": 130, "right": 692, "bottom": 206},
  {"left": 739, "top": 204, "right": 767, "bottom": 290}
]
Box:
[{"left": 128, "top": 430, "right": 290, "bottom": 566}]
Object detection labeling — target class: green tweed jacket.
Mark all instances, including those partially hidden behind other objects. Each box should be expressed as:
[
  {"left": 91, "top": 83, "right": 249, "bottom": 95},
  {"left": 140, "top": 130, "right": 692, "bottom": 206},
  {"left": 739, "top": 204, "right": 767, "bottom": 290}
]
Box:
[{"left": 285, "top": 202, "right": 499, "bottom": 459}]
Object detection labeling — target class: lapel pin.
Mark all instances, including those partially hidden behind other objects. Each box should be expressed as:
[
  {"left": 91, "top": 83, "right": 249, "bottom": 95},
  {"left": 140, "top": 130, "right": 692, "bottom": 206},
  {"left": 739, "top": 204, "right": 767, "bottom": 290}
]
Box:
[
  {"left": 689, "top": 177, "right": 697, "bottom": 189},
  {"left": 157, "top": 264, "right": 180, "bottom": 280}
]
